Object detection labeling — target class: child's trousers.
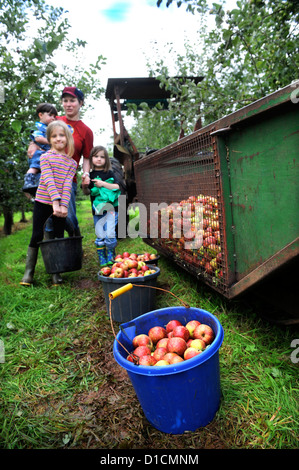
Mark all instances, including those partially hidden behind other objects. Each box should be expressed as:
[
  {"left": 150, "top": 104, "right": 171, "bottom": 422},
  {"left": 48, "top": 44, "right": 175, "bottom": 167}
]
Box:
[
  {"left": 29, "top": 200, "right": 66, "bottom": 248},
  {"left": 93, "top": 210, "right": 118, "bottom": 249}
]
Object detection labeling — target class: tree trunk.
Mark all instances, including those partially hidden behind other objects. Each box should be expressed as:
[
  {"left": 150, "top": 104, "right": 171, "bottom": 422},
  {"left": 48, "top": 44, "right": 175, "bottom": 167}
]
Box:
[
  {"left": 20, "top": 207, "right": 27, "bottom": 223},
  {"left": 3, "top": 207, "right": 13, "bottom": 235}
]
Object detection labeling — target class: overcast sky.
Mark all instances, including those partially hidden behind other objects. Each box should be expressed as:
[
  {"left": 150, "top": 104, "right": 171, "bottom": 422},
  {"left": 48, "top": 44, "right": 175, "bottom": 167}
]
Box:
[{"left": 45, "top": 0, "right": 214, "bottom": 146}]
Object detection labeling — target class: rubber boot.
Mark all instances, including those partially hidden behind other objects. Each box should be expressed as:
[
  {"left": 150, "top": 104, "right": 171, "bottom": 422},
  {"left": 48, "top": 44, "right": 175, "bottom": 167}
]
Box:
[
  {"left": 44, "top": 231, "right": 63, "bottom": 284},
  {"left": 52, "top": 273, "right": 63, "bottom": 286},
  {"left": 20, "top": 247, "right": 38, "bottom": 286},
  {"left": 22, "top": 173, "right": 39, "bottom": 195},
  {"left": 106, "top": 248, "right": 115, "bottom": 266},
  {"left": 97, "top": 246, "right": 108, "bottom": 267}
]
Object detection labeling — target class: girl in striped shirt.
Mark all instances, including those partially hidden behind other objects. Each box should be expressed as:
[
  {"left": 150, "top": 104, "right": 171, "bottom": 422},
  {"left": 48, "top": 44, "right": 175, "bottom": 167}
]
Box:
[{"left": 20, "top": 121, "right": 77, "bottom": 287}]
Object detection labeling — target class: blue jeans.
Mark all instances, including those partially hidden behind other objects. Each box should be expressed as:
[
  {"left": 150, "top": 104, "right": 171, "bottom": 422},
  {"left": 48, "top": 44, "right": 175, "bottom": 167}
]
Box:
[
  {"left": 45, "top": 182, "right": 79, "bottom": 234},
  {"left": 28, "top": 150, "right": 42, "bottom": 170},
  {"left": 94, "top": 210, "right": 118, "bottom": 249}
]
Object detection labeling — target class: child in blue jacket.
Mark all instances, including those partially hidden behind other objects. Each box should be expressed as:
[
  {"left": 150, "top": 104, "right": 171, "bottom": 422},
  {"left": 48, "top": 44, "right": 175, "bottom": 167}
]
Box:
[{"left": 23, "top": 103, "right": 57, "bottom": 197}]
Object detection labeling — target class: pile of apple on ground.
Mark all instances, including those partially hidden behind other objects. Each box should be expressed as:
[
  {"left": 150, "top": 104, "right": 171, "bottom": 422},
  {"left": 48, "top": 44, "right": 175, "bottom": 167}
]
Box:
[
  {"left": 100, "top": 252, "right": 159, "bottom": 278},
  {"left": 127, "top": 319, "right": 215, "bottom": 366}
]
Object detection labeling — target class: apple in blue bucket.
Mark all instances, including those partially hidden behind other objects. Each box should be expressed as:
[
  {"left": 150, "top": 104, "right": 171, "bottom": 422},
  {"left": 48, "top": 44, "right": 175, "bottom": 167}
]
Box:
[
  {"left": 185, "top": 320, "right": 201, "bottom": 338},
  {"left": 165, "top": 319, "right": 182, "bottom": 333},
  {"left": 148, "top": 326, "right": 167, "bottom": 344},
  {"left": 128, "top": 318, "right": 215, "bottom": 366},
  {"left": 194, "top": 324, "right": 214, "bottom": 345},
  {"left": 184, "top": 347, "right": 202, "bottom": 360},
  {"left": 189, "top": 338, "right": 206, "bottom": 350},
  {"left": 132, "top": 334, "right": 153, "bottom": 350}
]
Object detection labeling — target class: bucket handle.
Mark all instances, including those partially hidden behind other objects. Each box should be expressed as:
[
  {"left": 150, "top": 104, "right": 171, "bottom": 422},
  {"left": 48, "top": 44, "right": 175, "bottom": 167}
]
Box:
[
  {"left": 43, "top": 216, "right": 78, "bottom": 238},
  {"left": 108, "top": 283, "right": 190, "bottom": 365}
]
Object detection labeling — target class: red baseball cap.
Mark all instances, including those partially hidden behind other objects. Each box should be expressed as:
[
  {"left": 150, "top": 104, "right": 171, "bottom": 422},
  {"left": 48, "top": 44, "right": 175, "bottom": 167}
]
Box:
[{"left": 61, "top": 86, "right": 84, "bottom": 102}]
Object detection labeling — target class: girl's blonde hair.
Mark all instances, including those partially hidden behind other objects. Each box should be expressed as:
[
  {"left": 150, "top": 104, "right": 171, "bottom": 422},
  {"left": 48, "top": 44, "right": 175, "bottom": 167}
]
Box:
[
  {"left": 46, "top": 120, "right": 75, "bottom": 157},
  {"left": 89, "top": 145, "right": 111, "bottom": 171}
]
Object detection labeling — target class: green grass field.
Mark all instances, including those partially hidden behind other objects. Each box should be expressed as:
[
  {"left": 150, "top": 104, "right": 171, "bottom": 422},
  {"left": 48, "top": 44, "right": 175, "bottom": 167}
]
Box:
[{"left": 0, "top": 200, "right": 298, "bottom": 449}]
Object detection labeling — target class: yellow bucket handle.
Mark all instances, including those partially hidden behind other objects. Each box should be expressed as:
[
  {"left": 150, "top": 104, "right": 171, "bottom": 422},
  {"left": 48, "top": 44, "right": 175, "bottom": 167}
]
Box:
[{"left": 109, "top": 283, "right": 133, "bottom": 299}]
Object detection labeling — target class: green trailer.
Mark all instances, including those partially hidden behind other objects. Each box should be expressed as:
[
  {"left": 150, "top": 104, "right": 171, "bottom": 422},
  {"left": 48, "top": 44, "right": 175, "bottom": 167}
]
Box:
[{"left": 134, "top": 83, "right": 299, "bottom": 318}]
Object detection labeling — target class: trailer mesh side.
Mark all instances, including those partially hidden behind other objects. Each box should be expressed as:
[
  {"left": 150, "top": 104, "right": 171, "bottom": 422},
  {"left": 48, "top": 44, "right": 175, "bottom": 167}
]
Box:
[{"left": 134, "top": 129, "right": 229, "bottom": 295}]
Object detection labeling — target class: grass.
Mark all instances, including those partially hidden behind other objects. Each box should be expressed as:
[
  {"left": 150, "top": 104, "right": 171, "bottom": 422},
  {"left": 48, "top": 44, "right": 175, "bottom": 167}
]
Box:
[{"left": 0, "top": 199, "right": 298, "bottom": 450}]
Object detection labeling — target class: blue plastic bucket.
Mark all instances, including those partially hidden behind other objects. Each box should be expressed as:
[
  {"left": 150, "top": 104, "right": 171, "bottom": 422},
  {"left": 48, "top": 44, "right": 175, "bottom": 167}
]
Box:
[{"left": 113, "top": 306, "right": 224, "bottom": 434}]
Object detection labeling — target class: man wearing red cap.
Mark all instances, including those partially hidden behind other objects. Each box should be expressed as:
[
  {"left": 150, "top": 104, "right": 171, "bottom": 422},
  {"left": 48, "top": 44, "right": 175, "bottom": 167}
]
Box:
[{"left": 55, "top": 86, "right": 94, "bottom": 236}]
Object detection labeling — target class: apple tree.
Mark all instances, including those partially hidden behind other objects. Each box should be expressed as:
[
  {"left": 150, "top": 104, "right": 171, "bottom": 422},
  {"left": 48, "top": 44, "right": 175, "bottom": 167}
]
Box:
[
  {"left": 0, "top": 0, "right": 106, "bottom": 234},
  {"left": 128, "top": 0, "right": 298, "bottom": 148}
]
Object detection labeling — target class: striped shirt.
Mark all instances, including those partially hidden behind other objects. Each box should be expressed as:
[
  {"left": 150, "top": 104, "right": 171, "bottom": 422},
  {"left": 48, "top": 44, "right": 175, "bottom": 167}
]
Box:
[{"left": 35, "top": 150, "right": 77, "bottom": 207}]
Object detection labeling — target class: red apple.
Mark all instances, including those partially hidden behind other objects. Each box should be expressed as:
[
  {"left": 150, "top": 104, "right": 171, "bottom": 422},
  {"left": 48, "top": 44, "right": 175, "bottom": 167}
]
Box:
[
  {"left": 167, "top": 337, "right": 187, "bottom": 356},
  {"left": 126, "top": 354, "right": 135, "bottom": 363},
  {"left": 156, "top": 338, "right": 169, "bottom": 349},
  {"left": 194, "top": 324, "right": 214, "bottom": 344},
  {"left": 129, "top": 267, "right": 138, "bottom": 274},
  {"left": 111, "top": 263, "right": 120, "bottom": 273},
  {"left": 143, "top": 270, "right": 153, "bottom": 276},
  {"left": 148, "top": 326, "right": 167, "bottom": 344},
  {"left": 100, "top": 266, "right": 111, "bottom": 276},
  {"left": 163, "top": 352, "right": 179, "bottom": 363},
  {"left": 172, "top": 325, "right": 190, "bottom": 342},
  {"left": 114, "top": 267, "right": 124, "bottom": 278},
  {"left": 119, "top": 262, "right": 129, "bottom": 270},
  {"left": 133, "top": 345, "right": 152, "bottom": 358},
  {"left": 189, "top": 338, "right": 206, "bottom": 351},
  {"left": 138, "top": 355, "right": 157, "bottom": 366},
  {"left": 132, "top": 334, "right": 153, "bottom": 350},
  {"left": 152, "top": 347, "right": 168, "bottom": 361},
  {"left": 169, "top": 354, "right": 184, "bottom": 364},
  {"left": 122, "top": 252, "right": 130, "bottom": 258},
  {"left": 126, "top": 259, "right": 138, "bottom": 269},
  {"left": 185, "top": 320, "right": 201, "bottom": 338},
  {"left": 149, "top": 254, "right": 157, "bottom": 260},
  {"left": 165, "top": 319, "right": 182, "bottom": 334},
  {"left": 128, "top": 272, "right": 137, "bottom": 277},
  {"left": 137, "top": 261, "right": 146, "bottom": 270},
  {"left": 184, "top": 347, "right": 202, "bottom": 360},
  {"left": 206, "top": 235, "right": 217, "bottom": 245},
  {"left": 129, "top": 253, "right": 137, "bottom": 260},
  {"left": 154, "top": 359, "right": 170, "bottom": 366},
  {"left": 170, "top": 355, "right": 184, "bottom": 364},
  {"left": 204, "top": 262, "right": 213, "bottom": 275}
]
